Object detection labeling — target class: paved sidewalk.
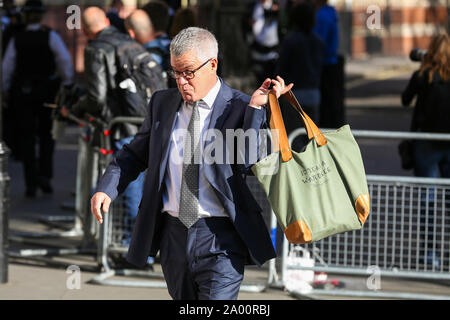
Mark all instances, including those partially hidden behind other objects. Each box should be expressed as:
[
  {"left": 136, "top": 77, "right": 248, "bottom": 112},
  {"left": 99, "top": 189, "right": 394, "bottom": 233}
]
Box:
[
  {"left": 345, "top": 55, "right": 418, "bottom": 81},
  {"left": 345, "top": 55, "right": 419, "bottom": 109},
  {"left": 1, "top": 258, "right": 292, "bottom": 300}
]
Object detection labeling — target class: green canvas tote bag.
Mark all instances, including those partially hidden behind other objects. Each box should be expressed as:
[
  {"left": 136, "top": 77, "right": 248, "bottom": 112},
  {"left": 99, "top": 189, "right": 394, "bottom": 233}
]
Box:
[{"left": 251, "top": 90, "right": 370, "bottom": 244}]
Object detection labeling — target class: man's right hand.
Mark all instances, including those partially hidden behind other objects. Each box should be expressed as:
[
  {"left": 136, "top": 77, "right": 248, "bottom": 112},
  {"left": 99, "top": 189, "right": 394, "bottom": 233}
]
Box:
[
  {"left": 60, "top": 106, "right": 70, "bottom": 118},
  {"left": 91, "top": 192, "right": 111, "bottom": 224}
]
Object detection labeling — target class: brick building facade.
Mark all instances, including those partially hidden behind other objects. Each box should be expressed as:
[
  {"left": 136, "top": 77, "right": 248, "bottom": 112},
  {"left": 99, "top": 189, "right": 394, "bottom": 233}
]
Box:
[
  {"left": 334, "top": 0, "right": 449, "bottom": 58},
  {"left": 9, "top": 0, "right": 449, "bottom": 74}
]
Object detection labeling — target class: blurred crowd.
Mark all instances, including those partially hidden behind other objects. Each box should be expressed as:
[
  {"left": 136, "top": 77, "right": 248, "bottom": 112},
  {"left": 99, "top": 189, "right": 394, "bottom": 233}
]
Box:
[
  {"left": 241, "top": 0, "right": 345, "bottom": 152},
  {"left": 1, "top": 0, "right": 197, "bottom": 197},
  {"left": 1, "top": 0, "right": 449, "bottom": 195},
  {"left": 0, "top": 0, "right": 344, "bottom": 198}
]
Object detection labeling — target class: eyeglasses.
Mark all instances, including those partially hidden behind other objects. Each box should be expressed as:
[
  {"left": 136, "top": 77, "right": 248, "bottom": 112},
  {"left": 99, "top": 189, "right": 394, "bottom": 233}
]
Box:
[{"left": 168, "top": 58, "right": 212, "bottom": 80}]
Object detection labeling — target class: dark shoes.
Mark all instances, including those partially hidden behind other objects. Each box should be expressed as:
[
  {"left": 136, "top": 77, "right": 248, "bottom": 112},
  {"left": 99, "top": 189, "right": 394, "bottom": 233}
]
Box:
[
  {"left": 38, "top": 179, "right": 53, "bottom": 194},
  {"left": 25, "top": 178, "right": 53, "bottom": 198},
  {"left": 25, "top": 188, "right": 36, "bottom": 198}
]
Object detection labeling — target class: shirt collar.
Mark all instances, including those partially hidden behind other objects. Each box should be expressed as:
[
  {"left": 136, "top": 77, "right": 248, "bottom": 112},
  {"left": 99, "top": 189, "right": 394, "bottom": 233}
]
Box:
[{"left": 199, "top": 77, "right": 221, "bottom": 109}]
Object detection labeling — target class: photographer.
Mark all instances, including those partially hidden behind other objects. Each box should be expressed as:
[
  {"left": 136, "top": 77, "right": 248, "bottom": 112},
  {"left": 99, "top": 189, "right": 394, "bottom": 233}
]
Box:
[
  {"left": 402, "top": 33, "right": 450, "bottom": 178},
  {"left": 245, "top": 0, "right": 280, "bottom": 84},
  {"left": 401, "top": 33, "right": 450, "bottom": 268}
]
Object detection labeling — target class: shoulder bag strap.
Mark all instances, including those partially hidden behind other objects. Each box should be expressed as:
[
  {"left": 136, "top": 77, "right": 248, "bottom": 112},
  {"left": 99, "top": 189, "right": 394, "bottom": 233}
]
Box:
[{"left": 267, "top": 90, "right": 327, "bottom": 163}]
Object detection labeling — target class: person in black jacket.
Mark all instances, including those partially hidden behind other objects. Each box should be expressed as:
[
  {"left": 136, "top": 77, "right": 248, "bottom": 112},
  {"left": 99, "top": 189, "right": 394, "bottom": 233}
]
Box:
[
  {"left": 276, "top": 2, "right": 325, "bottom": 151},
  {"left": 69, "top": 6, "right": 150, "bottom": 269},
  {"left": 402, "top": 33, "right": 450, "bottom": 178},
  {"left": 70, "top": 7, "right": 137, "bottom": 139},
  {"left": 402, "top": 33, "right": 450, "bottom": 269},
  {"left": 2, "top": 0, "right": 74, "bottom": 197},
  {"left": 277, "top": 2, "right": 324, "bottom": 122},
  {"left": 106, "top": 0, "right": 127, "bottom": 34}
]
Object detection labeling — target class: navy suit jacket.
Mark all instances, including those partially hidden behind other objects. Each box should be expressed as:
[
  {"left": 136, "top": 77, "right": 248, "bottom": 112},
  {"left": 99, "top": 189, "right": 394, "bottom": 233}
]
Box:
[{"left": 96, "top": 79, "right": 277, "bottom": 267}]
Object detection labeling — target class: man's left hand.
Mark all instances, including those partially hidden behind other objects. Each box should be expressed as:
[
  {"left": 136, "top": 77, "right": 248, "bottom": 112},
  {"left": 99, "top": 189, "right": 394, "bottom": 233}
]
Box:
[{"left": 249, "top": 76, "right": 293, "bottom": 109}]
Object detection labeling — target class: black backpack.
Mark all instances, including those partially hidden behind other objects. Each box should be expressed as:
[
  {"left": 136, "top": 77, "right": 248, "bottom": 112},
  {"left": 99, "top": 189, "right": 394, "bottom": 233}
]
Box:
[
  {"left": 99, "top": 35, "right": 168, "bottom": 117},
  {"left": 146, "top": 46, "right": 178, "bottom": 88}
]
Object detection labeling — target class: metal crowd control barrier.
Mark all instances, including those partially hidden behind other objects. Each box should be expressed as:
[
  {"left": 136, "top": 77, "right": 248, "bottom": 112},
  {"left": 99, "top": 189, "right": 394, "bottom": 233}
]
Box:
[
  {"left": 90, "top": 117, "right": 268, "bottom": 293},
  {"left": 266, "top": 128, "right": 450, "bottom": 300},
  {"left": 9, "top": 112, "right": 101, "bottom": 265},
  {"left": 89, "top": 116, "right": 167, "bottom": 288}
]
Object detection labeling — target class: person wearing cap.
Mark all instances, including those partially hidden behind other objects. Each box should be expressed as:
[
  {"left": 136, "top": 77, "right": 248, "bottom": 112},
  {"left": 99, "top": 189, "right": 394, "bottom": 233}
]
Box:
[{"left": 2, "top": 0, "right": 74, "bottom": 197}]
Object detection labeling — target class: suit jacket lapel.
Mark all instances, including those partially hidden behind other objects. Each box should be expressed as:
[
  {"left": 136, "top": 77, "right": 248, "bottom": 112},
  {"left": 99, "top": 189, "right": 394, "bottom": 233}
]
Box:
[
  {"left": 160, "top": 93, "right": 182, "bottom": 152},
  {"left": 203, "top": 80, "right": 234, "bottom": 202},
  {"left": 158, "top": 91, "right": 182, "bottom": 188},
  {"left": 207, "top": 79, "right": 233, "bottom": 132}
]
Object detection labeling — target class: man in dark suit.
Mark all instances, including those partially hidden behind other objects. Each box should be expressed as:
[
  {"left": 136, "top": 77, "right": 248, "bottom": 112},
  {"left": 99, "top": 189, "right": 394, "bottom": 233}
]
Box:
[{"left": 91, "top": 27, "right": 292, "bottom": 300}]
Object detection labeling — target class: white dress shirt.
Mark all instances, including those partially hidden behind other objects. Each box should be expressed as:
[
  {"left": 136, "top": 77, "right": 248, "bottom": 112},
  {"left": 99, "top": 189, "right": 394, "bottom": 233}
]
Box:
[
  {"left": 2, "top": 23, "right": 74, "bottom": 93},
  {"left": 162, "top": 78, "right": 228, "bottom": 219}
]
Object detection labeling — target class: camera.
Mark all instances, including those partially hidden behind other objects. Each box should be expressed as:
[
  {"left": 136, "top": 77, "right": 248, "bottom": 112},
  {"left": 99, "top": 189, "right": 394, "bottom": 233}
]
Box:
[
  {"left": 409, "top": 48, "right": 427, "bottom": 62},
  {"left": 51, "top": 83, "right": 86, "bottom": 140}
]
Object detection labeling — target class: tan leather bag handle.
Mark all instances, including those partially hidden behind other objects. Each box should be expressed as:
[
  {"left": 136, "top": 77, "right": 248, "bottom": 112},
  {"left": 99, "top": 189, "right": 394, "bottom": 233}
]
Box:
[
  {"left": 267, "top": 90, "right": 327, "bottom": 163},
  {"left": 268, "top": 91, "right": 293, "bottom": 162},
  {"left": 284, "top": 90, "right": 327, "bottom": 146}
]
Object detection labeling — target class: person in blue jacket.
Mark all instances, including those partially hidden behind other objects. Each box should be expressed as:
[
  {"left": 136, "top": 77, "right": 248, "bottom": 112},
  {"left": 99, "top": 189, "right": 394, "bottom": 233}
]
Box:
[{"left": 313, "top": 0, "right": 343, "bottom": 128}]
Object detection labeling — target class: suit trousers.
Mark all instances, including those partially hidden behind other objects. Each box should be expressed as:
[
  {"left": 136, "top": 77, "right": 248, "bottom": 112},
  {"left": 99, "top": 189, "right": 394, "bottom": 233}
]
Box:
[
  {"left": 19, "top": 103, "right": 54, "bottom": 191},
  {"left": 159, "top": 213, "right": 248, "bottom": 300}
]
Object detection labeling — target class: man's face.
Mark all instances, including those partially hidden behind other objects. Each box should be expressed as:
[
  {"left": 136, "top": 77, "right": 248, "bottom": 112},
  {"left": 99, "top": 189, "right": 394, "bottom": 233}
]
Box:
[{"left": 170, "top": 50, "right": 218, "bottom": 102}]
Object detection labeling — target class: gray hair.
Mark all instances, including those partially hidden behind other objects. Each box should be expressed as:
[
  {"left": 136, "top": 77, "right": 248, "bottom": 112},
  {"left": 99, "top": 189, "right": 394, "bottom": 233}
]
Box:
[{"left": 170, "top": 27, "right": 218, "bottom": 61}]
